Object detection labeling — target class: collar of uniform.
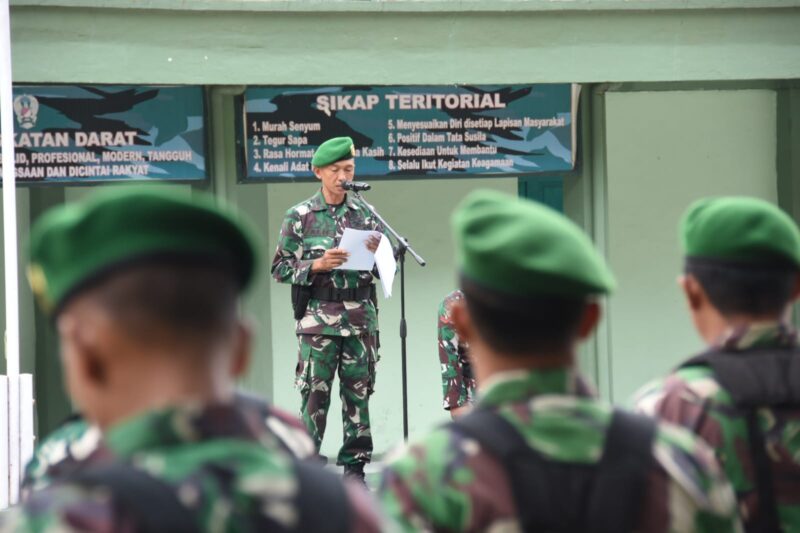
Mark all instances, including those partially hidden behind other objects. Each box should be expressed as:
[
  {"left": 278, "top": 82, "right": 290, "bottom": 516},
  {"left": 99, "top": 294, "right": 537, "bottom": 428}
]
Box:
[
  {"left": 714, "top": 320, "right": 798, "bottom": 351},
  {"left": 104, "top": 403, "right": 255, "bottom": 458},
  {"left": 477, "top": 367, "right": 593, "bottom": 408},
  {"left": 344, "top": 193, "right": 360, "bottom": 211},
  {"left": 308, "top": 189, "right": 360, "bottom": 212},
  {"left": 308, "top": 189, "right": 327, "bottom": 212}
]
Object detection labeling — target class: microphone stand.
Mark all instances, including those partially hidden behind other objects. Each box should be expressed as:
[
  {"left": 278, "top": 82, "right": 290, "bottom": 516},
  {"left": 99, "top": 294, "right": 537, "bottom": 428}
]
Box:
[{"left": 352, "top": 190, "right": 426, "bottom": 441}]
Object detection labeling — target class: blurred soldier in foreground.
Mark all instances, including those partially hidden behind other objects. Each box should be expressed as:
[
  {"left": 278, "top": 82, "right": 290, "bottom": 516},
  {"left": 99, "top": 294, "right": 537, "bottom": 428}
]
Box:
[
  {"left": 634, "top": 197, "right": 800, "bottom": 532},
  {"left": 3, "top": 187, "right": 383, "bottom": 532},
  {"left": 272, "top": 136, "right": 383, "bottom": 483},
  {"left": 379, "top": 190, "right": 741, "bottom": 532},
  {"left": 437, "top": 289, "right": 476, "bottom": 418}
]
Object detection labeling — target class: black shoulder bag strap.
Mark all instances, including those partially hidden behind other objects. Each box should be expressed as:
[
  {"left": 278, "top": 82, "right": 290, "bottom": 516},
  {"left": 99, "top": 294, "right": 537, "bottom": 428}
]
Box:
[
  {"left": 70, "top": 462, "right": 198, "bottom": 533},
  {"left": 744, "top": 409, "right": 781, "bottom": 533},
  {"left": 681, "top": 352, "right": 782, "bottom": 533},
  {"left": 584, "top": 409, "right": 657, "bottom": 532},
  {"left": 451, "top": 408, "right": 551, "bottom": 531},
  {"left": 452, "top": 407, "right": 656, "bottom": 533},
  {"left": 294, "top": 460, "right": 351, "bottom": 533}
]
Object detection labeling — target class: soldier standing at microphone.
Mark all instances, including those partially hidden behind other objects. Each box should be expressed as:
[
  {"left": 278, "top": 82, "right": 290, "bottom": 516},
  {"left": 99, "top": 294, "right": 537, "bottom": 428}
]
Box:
[{"left": 272, "top": 136, "right": 384, "bottom": 485}]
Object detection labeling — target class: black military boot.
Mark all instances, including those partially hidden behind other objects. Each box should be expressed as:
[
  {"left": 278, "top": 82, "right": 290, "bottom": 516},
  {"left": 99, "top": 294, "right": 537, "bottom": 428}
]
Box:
[{"left": 343, "top": 462, "right": 367, "bottom": 487}]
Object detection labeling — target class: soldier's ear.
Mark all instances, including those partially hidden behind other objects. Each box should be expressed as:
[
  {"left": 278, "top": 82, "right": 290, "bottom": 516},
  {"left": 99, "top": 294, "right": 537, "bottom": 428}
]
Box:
[
  {"left": 451, "top": 298, "right": 474, "bottom": 344},
  {"left": 57, "top": 305, "right": 110, "bottom": 389},
  {"left": 312, "top": 166, "right": 323, "bottom": 181},
  {"left": 679, "top": 274, "right": 705, "bottom": 311},
  {"left": 576, "top": 301, "right": 601, "bottom": 340},
  {"left": 791, "top": 273, "right": 800, "bottom": 301},
  {"left": 229, "top": 319, "right": 253, "bottom": 379}
]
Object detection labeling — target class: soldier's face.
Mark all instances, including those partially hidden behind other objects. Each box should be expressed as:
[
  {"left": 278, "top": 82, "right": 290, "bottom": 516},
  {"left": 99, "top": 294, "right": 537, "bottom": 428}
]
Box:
[{"left": 314, "top": 159, "right": 355, "bottom": 195}]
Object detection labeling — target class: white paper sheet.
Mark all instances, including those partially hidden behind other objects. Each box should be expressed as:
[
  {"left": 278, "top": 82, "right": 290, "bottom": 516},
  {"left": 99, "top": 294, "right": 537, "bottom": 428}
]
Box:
[
  {"left": 374, "top": 236, "right": 397, "bottom": 298},
  {"left": 335, "top": 228, "right": 382, "bottom": 271}
]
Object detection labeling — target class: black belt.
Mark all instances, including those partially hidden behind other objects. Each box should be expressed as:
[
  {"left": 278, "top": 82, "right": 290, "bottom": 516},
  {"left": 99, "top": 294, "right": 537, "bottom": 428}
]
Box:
[{"left": 311, "top": 286, "right": 372, "bottom": 302}]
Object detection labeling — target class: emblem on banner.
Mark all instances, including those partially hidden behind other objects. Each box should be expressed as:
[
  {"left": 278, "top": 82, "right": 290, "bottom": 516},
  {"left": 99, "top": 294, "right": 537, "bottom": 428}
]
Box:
[
  {"left": 26, "top": 264, "right": 51, "bottom": 312},
  {"left": 14, "top": 94, "right": 39, "bottom": 130}
]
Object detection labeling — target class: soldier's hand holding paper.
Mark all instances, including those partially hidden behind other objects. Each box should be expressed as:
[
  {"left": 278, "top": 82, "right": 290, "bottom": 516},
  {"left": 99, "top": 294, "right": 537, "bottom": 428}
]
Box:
[
  {"left": 311, "top": 248, "right": 350, "bottom": 272},
  {"left": 335, "top": 228, "right": 382, "bottom": 270}
]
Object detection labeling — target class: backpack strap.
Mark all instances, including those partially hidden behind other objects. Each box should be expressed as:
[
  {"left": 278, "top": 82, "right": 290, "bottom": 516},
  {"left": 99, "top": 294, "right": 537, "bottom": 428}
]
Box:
[
  {"left": 451, "top": 407, "right": 656, "bottom": 532},
  {"left": 70, "top": 462, "right": 197, "bottom": 533},
  {"left": 451, "top": 408, "right": 553, "bottom": 531},
  {"left": 294, "top": 460, "right": 351, "bottom": 533},
  {"left": 679, "top": 348, "right": 800, "bottom": 407},
  {"left": 679, "top": 351, "right": 714, "bottom": 369},
  {"left": 744, "top": 410, "right": 781, "bottom": 533},
  {"left": 679, "top": 350, "right": 785, "bottom": 533},
  {"left": 585, "top": 409, "right": 657, "bottom": 533}
]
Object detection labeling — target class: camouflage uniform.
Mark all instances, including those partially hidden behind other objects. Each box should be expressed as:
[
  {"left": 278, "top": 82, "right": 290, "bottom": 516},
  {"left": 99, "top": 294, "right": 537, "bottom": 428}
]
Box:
[
  {"left": 21, "top": 392, "right": 316, "bottom": 498},
  {"left": 379, "top": 368, "right": 742, "bottom": 532},
  {"left": 634, "top": 321, "right": 800, "bottom": 531},
  {"left": 438, "top": 290, "right": 477, "bottom": 411},
  {"left": 271, "top": 189, "right": 383, "bottom": 466},
  {"left": 4, "top": 403, "right": 385, "bottom": 532},
  {"left": 21, "top": 417, "right": 100, "bottom": 498}
]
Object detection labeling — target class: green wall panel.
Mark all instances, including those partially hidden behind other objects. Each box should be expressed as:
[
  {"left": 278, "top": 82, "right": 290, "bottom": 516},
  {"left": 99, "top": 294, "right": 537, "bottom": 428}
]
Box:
[
  {"left": 603, "top": 89, "right": 778, "bottom": 404},
  {"left": 235, "top": 184, "right": 275, "bottom": 400},
  {"left": 9, "top": 6, "right": 800, "bottom": 85}
]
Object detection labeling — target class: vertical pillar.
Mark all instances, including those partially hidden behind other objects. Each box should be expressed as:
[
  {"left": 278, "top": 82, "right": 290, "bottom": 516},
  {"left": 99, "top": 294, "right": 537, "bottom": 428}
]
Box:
[
  {"left": 0, "top": 376, "right": 7, "bottom": 507},
  {"left": 588, "top": 85, "right": 613, "bottom": 401},
  {"left": 29, "top": 187, "right": 69, "bottom": 439},
  {"left": 0, "top": 0, "right": 21, "bottom": 505},
  {"left": 777, "top": 87, "right": 800, "bottom": 328},
  {"left": 777, "top": 88, "right": 800, "bottom": 221}
]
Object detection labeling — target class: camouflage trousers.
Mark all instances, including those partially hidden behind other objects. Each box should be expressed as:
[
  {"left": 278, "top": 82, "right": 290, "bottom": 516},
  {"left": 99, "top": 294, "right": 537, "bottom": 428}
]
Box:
[{"left": 295, "top": 333, "right": 377, "bottom": 466}]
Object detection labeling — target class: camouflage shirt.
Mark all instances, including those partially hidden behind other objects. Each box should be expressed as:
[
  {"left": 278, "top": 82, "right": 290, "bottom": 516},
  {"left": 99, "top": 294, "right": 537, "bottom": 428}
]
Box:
[
  {"left": 379, "top": 367, "right": 741, "bottom": 532},
  {"left": 4, "top": 402, "right": 385, "bottom": 532},
  {"left": 634, "top": 322, "right": 800, "bottom": 531},
  {"left": 438, "top": 290, "right": 476, "bottom": 410},
  {"left": 21, "top": 392, "right": 316, "bottom": 498},
  {"left": 271, "top": 189, "right": 384, "bottom": 337}
]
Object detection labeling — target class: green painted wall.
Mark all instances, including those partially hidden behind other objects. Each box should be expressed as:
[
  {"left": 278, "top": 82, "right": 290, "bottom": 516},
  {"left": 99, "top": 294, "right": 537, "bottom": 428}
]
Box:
[
  {"left": 602, "top": 89, "right": 779, "bottom": 403},
  {"left": 9, "top": 3, "right": 800, "bottom": 85}
]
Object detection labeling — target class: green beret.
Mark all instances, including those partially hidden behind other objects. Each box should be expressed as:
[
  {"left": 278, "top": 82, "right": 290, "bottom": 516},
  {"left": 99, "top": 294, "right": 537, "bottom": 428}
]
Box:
[
  {"left": 28, "top": 186, "right": 259, "bottom": 314},
  {"left": 452, "top": 190, "right": 615, "bottom": 297},
  {"left": 681, "top": 197, "right": 800, "bottom": 266},
  {"left": 311, "top": 136, "right": 355, "bottom": 168}
]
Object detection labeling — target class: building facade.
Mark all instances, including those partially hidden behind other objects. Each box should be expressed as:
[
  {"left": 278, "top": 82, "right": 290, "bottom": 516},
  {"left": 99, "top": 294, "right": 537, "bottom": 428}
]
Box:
[{"left": 6, "top": 0, "right": 800, "bottom": 459}]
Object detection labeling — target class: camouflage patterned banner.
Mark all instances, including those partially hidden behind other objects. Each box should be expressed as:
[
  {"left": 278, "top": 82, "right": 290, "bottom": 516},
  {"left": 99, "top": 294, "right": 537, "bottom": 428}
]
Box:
[
  {"left": 0, "top": 85, "right": 206, "bottom": 184},
  {"left": 241, "top": 84, "right": 576, "bottom": 181}
]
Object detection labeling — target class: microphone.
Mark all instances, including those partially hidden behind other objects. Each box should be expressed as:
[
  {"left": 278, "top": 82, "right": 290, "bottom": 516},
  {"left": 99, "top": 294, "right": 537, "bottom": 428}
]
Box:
[{"left": 341, "top": 181, "right": 372, "bottom": 192}]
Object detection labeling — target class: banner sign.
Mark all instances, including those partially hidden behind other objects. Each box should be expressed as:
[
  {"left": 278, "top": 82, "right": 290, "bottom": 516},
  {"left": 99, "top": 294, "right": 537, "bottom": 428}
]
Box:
[
  {"left": 0, "top": 85, "right": 206, "bottom": 184},
  {"left": 241, "top": 84, "right": 576, "bottom": 181}
]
